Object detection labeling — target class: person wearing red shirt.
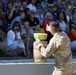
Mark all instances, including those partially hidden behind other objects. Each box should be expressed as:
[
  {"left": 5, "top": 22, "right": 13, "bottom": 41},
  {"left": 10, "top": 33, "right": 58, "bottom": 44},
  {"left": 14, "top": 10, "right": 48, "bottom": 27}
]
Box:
[{"left": 42, "top": 12, "right": 53, "bottom": 43}]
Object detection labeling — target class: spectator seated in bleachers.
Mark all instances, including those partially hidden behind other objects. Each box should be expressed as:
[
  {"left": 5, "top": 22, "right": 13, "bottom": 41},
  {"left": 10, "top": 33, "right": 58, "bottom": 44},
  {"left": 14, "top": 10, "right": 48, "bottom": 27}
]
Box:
[
  {"left": 56, "top": 11, "right": 70, "bottom": 34},
  {"left": 27, "top": 0, "right": 36, "bottom": 12},
  {"left": 0, "top": 6, "right": 9, "bottom": 34},
  {"left": 7, "top": 2, "right": 24, "bottom": 24},
  {"left": 21, "top": 1, "right": 27, "bottom": 10},
  {"left": 0, "top": 29, "right": 12, "bottom": 55},
  {"left": 36, "top": 4, "right": 44, "bottom": 26},
  {"left": 25, "top": 10, "right": 40, "bottom": 34},
  {"left": 6, "top": 21, "right": 26, "bottom": 57},
  {"left": 21, "top": 21, "right": 34, "bottom": 57},
  {"left": 10, "top": 11, "right": 25, "bottom": 28},
  {"left": 47, "top": 4, "right": 57, "bottom": 21},
  {"left": 42, "top": 12, "right": 53, "bottom": 43},
  {"left": 69, "top": 12, "right": 76, "bottom": 50},
  {"left": 41, "top": 0, "right": 49, "bottom": 13}
]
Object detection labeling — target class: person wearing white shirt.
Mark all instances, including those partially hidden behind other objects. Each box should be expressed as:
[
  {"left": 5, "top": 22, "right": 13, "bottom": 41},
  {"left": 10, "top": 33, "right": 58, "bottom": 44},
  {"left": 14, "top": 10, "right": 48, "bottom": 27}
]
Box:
[
  {"left": 6, "top": 21, "right": 26, "bottom": 56},
  {"left": 57, "top": 11, "right": 70, "bottom": 34},
  {"left": 27, "top": 0, "right": 36, "bottom": 12}
]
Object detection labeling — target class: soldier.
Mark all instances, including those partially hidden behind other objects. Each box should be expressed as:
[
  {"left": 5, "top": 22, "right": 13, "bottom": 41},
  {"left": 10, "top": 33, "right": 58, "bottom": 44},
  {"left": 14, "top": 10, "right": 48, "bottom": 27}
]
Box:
[{"left": 35, "top": 22, "right": 76, "bottom": 75}]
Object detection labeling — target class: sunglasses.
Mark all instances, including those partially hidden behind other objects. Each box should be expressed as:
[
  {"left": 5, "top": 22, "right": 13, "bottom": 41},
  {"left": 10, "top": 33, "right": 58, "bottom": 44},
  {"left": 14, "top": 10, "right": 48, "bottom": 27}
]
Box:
[
  {"left": 62, "top": 3, "right": 66, "bottom": 5},
  {"left": 15, "top": 25, "right": 20, "bottom": 27},
  {"left": 31, "top": 13, "right": 35, "bottom": 14}
]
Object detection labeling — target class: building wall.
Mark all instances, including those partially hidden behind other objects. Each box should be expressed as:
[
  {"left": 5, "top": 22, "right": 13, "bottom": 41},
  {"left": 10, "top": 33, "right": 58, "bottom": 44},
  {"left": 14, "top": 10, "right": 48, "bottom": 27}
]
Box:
[
  {"left": 0, "top": 63, "right": 54, "bottom": 75},
  {"left": 0, "top": 63, "right": 76, "bottom": 75}
]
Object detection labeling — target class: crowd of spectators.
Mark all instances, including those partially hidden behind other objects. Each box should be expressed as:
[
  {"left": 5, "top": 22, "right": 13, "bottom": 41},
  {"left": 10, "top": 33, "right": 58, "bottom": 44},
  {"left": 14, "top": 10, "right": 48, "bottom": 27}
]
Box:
[{"left": 0, "top": 0, "right": 76, "bottom": 57}]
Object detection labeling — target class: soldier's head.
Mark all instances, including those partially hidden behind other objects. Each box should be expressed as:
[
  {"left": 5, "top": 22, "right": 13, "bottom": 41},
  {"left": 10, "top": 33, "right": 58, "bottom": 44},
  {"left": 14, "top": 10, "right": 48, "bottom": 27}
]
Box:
[{"left": 46, "top": 22, "right": 60, "bottom": 35}]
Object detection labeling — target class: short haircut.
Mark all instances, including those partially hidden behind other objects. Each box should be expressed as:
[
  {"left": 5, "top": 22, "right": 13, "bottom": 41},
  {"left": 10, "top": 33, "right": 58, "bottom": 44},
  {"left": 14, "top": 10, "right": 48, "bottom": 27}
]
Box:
[{"left": 49, "top": 22, "right": 59, "bottom": 29}]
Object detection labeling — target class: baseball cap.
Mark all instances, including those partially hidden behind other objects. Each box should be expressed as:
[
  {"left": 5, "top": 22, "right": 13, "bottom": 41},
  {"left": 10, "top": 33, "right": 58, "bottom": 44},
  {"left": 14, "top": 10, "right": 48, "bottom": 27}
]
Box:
[
  {"left": 36, "top": 4, "right": 42, "bottom": 8},
  {"left": 48, "top": 4, "right": 54, "bottom": 7},
  {"left": 30, "top": 10, "right": 36, "bottom": 14}
]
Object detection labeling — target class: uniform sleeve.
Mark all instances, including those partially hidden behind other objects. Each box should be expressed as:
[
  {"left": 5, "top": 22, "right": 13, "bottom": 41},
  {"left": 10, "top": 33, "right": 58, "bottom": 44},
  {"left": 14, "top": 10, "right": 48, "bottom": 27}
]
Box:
[{"left": 40, "top": 37, "right": 56, "bottom": 58}]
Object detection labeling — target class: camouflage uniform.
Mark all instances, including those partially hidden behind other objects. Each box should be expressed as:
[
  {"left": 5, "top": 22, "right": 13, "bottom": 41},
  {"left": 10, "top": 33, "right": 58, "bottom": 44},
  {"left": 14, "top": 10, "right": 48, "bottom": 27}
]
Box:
[{"left": 37, "top": 31, "right": 76, "bottom": 75}]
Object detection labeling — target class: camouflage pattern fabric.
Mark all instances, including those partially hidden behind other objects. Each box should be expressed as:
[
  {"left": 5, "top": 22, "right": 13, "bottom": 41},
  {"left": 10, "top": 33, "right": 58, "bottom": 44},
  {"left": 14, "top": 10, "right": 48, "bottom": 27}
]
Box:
[{"left": 37, "top": 31, "right": 76, "bottom": 75}]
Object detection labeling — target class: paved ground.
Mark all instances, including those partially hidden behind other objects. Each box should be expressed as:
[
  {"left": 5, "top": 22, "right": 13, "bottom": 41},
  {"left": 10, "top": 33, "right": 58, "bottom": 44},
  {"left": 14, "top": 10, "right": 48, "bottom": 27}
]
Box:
[{"left": 0, "top": 59, "right": 76, "bottom": 75}]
